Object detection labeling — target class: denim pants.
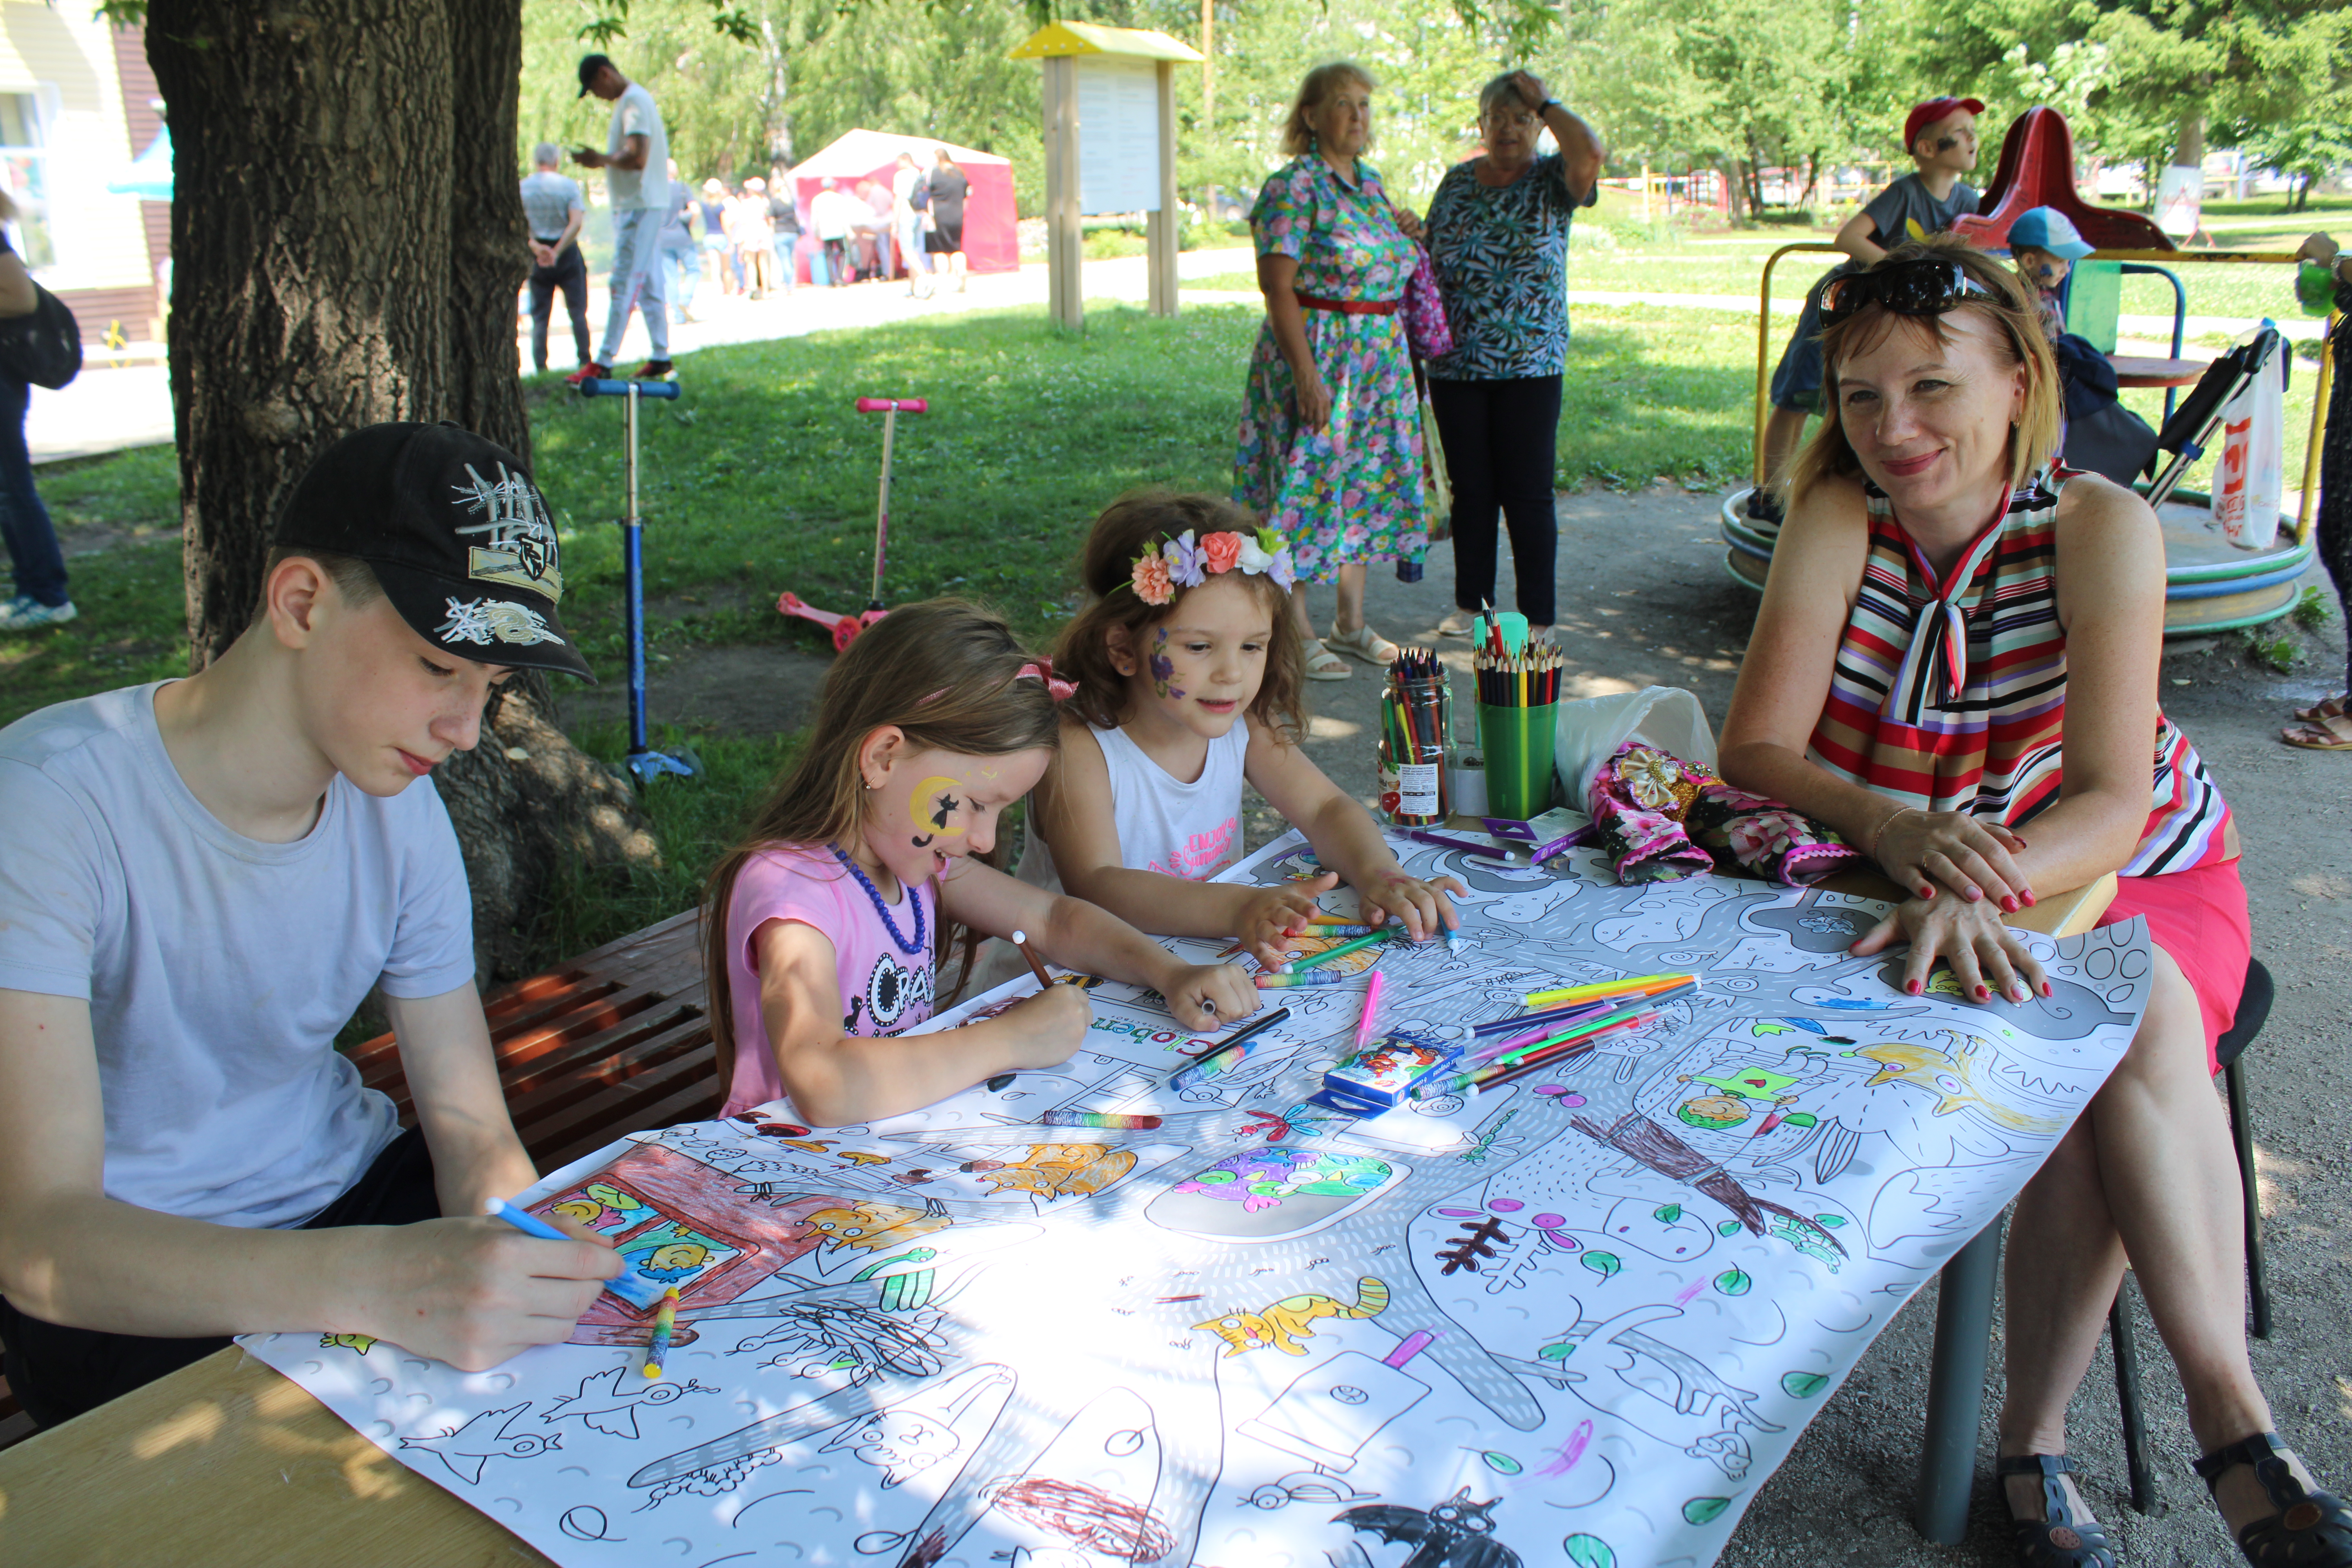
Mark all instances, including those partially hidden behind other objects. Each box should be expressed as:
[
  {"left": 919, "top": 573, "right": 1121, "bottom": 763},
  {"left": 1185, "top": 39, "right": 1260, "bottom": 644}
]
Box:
[
  {"left": 0, "top": 373, "right": 66, "bottom": 606},
  {"left": 664, "top": 245, "right": 698, "bottom": 316}
]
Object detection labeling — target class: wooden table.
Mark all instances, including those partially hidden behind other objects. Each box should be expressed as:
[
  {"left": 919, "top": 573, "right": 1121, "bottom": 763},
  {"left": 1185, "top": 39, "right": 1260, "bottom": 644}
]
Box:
[
  {"left": 0, "top": 874, "right": 2118, "bottom": 1567},
  {"left": 2108, "top": 353, "right": 2208, "bottom": 389}
]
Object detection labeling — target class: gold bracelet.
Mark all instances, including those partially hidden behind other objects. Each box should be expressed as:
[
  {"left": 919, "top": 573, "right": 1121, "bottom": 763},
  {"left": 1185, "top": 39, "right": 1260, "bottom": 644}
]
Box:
[{"left": 1866, "top": 807, "right": 1912, "bottom": 860}]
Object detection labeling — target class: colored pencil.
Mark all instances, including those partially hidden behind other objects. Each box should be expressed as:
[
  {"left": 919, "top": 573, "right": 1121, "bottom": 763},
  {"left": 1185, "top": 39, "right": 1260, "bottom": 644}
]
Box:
[
  {"left": 1416, "top": 1003, "right": 1651, "bottom": 1098},
  {"left": 1254, "top": 970, "right": 1356, "bottom": 988},
  {"left": 1009, "top": 929, "right": 1053, "bottom": 989},
  {"left": 1283, "top": 928, "right": 1397, "bottom": 974},
  {"left": 642, "top": 1285, "right": 680, "bottom": 1379},
  {"left": 1040, "top": 1110, "right": 1164, "bottom": 1130},
  {"left": 1405, "top": 829, "right": 1520, "bottom": 862},
  {"left": 1524, "top": 972, "right": 1697, "bottom": 1008},
  {"left": 1351, "top": 971, "right": 1386, "bottom": 1055},
  {"left": 1192, "top": 1005, "right": 1292, "bottom": 1051},
  {"left": 1306, "top": 913, "right": 1361, "bottom": 925}
]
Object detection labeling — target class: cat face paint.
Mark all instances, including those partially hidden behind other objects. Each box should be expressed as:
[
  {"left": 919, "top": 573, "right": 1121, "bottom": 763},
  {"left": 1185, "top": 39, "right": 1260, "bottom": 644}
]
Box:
[{"left": 909, "top": 775, "right": 968, "bottom": 850}]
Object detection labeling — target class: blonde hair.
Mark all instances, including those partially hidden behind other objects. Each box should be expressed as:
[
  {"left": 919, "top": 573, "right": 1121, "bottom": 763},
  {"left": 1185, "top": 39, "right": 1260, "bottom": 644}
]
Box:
[
  {"left": 1054, "top": 491, "right": 1305, "bottom": 744},
  {"left": 1786, "top": 234, "right": 2063, "bottom": 506},
  {"left": 700, "top": 601, "right": 1060, "bottom": 1085},
  {"left": 1280, "top": 62, "right": 1376, "bottom": 157}
]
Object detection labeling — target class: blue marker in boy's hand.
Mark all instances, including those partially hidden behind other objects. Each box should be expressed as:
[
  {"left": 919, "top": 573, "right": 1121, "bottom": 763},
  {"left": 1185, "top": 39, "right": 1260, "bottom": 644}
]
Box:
[{"left": 483, "top": 1197, "right": 661, "bottom": 1307}]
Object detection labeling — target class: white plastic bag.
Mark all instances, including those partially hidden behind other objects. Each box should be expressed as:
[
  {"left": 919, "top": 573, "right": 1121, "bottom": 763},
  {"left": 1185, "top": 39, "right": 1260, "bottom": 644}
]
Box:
[
  {"left": 2215, "top": 323, "right": 2285, "bottom": 551},
  {"left": 1552, "top": 686, "right": 1720, "bottom": 814}
]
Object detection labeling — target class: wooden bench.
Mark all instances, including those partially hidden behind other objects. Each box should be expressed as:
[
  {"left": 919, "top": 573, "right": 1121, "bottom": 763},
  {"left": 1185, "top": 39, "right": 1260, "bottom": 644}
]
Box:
[{"left": 0, "top": 909, "right": 716, "bottom": 1452}]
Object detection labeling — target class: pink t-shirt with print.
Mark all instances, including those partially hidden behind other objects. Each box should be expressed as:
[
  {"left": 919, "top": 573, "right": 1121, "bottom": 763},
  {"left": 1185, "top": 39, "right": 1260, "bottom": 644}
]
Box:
[{"left": 721, "top": 845, "right": 936, "bottom": 1116}]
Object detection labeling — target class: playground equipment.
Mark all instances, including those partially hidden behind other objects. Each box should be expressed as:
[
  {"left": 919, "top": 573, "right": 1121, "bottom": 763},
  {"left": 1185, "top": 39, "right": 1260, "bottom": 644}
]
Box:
[
  {"left": 1722, "top": 110, "right": 2337, "bottom": 637},
  {"left": 777, "top": 396, "right": 927, "bottom": 651},
  {"left": 577, "top": 377, "right": 701, "bottom": 785}
]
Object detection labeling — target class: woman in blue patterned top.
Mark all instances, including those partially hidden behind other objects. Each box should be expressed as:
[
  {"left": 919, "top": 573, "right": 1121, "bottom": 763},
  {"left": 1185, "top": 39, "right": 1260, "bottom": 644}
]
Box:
[
  {"left": 1234, "top": 62, "right": 1432, "bottom": 681},
  {"left": 1422, "top": 71, "right": 1605, "bottom": 639}
]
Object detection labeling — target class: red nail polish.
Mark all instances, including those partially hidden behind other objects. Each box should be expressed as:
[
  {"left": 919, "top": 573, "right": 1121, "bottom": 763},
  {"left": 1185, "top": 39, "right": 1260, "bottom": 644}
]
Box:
[
  {"left": 1907, "top": 980, "right": 1922, "bottom": 995},
  {"left": 2023, "top": 891, "right": 2037, "bottom": 906},
  {"left": 1975, "top": 985, "right": 1990, "bottom": 1000},
  {"left": 2042, "top": 982, "right": 2053, "bottom": 998},
  {"left": 1920, "top": 885, "right": 1936, "bottom": 900},
  {"left": 2000, "top": 896, "right": 2018, "bottom": 913}
]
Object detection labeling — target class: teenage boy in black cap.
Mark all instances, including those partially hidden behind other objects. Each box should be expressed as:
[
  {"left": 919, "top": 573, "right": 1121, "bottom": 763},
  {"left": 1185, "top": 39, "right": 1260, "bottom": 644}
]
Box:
[
  {"left": 1750, "top": 96, "right": 1984, "bottom": 523},
  {"left": 0, "top": 423, "right": 622, "bottom": 1428}
]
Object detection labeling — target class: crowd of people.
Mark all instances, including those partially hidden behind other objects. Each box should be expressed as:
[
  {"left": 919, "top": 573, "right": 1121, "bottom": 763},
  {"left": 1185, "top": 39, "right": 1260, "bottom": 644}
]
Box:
[
  {"left": 520, "top": 54, "right": 982, "bottom": 384},
  {"left": 4, "top": 43, "right": 2352, "bottom": 1568}
]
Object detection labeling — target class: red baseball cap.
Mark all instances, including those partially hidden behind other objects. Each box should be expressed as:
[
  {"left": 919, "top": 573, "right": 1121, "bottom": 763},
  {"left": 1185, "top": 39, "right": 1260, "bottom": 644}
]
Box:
[{"left": 1904, "top": 97, "right": 1985, "bottom": 151}]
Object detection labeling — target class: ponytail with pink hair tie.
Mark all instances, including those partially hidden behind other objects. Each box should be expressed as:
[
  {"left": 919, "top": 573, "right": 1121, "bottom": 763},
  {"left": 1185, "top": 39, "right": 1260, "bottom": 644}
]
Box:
[{"left": 1017, "top": 661, "right": 1078, "bottom": 702}]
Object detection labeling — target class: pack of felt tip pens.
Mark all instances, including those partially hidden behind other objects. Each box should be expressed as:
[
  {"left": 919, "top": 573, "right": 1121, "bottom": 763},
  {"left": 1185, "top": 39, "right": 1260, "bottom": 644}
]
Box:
[{"left": 1319, "top": 1030, "right": 1459, "bottom": 1112}]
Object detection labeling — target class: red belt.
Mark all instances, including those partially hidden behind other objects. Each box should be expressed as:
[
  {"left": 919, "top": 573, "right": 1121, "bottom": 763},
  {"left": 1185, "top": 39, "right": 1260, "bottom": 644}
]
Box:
[{"left": 1295, "top": 294, "right": 1399, "bottom": 315}]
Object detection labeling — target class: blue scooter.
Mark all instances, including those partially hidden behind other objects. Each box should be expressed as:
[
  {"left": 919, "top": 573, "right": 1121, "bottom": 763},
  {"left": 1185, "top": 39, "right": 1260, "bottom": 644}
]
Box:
[{"left": 577, "top": 377, "right": 700, "bottom": 786}]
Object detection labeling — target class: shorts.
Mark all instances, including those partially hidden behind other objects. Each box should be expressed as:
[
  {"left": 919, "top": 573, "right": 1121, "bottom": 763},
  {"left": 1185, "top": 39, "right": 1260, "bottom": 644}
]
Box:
[
  {"left": 2095, "top": 857, "right": 2251, "bottom": 1075},
  {"left": 1767, "top": 267, "right": 1843, "bottom": 414}
]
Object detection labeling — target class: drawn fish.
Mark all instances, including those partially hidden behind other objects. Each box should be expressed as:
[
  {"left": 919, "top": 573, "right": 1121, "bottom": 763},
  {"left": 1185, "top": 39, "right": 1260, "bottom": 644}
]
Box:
[{"left": 1852, "top": 1035, "right": 2063, "bottom": 1134}]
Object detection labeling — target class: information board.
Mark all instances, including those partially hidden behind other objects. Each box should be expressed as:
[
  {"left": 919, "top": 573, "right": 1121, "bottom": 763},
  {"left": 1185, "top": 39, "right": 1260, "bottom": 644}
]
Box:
[{"left": 1076, "top": 55, "right": 1159, "bottom": 214}]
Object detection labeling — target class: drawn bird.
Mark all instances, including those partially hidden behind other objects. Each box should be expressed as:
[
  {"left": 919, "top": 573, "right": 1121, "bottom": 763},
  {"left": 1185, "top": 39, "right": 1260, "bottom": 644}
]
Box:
[
  {"left": 398, "top": 1403, "right": 558, "bottom": 1484},
  {"left": 318, "top": 1332, "right": 377, "bottom": 1355},
  {"left": 1851, "top": 1035, "right": 2063, "bottom": 1134},
  {"left": 1335, "top": 1488, "right": 1524, "bottom": 1568},
  {"left": 541, "top": 1364, "right": 719, "bottom": 1439}
]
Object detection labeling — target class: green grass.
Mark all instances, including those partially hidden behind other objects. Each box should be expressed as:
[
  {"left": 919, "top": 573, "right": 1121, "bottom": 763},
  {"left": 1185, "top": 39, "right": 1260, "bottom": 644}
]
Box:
[{"left": 523, "top": 722, "right": 802, "bottom": 973}]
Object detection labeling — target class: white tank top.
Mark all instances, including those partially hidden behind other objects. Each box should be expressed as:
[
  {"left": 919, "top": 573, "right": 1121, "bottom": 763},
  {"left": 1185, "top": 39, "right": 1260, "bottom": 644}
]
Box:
[{"left": 1019, "top": 720, "right": 1250, "bottom": 894}]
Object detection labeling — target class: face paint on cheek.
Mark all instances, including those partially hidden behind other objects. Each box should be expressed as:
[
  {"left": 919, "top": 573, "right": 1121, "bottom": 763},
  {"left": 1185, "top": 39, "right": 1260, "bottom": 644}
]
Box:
[
  {"left": 909, "top": 775, "right": 968, "bottom": 851},
  {"left": 1150, "top": 628, "right": 1181, "bottom": 699}
]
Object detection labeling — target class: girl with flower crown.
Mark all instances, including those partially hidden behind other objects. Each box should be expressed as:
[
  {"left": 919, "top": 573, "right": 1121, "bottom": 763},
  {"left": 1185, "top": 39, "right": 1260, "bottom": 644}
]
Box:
[
  {"left": 1021, "top": 494, "right": 1461, "bottom": 969},
  {"left": 699, "top": 601, "right": 1257, "bottom": 1127}
]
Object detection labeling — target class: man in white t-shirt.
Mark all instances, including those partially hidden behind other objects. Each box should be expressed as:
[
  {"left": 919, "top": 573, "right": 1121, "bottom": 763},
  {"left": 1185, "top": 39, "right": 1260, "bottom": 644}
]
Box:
[
  {"left": 568, "top": 53, "right": 672, "bottom": 383},
  {"left": 891, "top": 150, "right": 933, "bottom": 298},
  {"left": 0, "top": 423, "right": 621, "bottom": 1428}
]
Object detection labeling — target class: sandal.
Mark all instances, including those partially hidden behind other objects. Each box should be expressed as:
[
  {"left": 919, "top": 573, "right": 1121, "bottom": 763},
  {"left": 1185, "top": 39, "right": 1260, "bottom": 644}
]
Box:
[
  {"left": 1435, "top": 609, "right": 1475, "bottom": 639},
  {"left": 1996, "top": 1454, "right": 2117, "bottom": 1567},
  {"left": 1301, "top": 640, "right": 1350, "bottom": 681},
  {"left": 2282, "top": 713, "right": 2352, "bottom": 750},
  {"left": 1324, "top": 622, "right": 1398, "bottom": 666},
  {"left": 2194, "top": 1431, "right": 2352, "bottom": 1566},
  {"left": 2291, "top": 694, "right": 2348, "bottom": 724}
]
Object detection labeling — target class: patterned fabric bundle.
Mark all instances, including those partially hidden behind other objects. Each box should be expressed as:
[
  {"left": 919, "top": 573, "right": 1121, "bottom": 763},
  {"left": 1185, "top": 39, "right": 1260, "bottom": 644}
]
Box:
[{"left": 1588, "top": 741, "right": 1861, "bottom": 887}]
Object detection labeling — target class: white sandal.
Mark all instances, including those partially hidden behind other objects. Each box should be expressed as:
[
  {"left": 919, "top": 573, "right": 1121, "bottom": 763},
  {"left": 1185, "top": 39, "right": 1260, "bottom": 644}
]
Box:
[
  {"left": 1324, "top": 622, "right": 1398, "bottom": 665},
  {"left": 1301, "top": 640, "right": 1350, "bottom": 680},
  {"left": 1434, "top": 609, "right": 1475, "bottom": 638}
]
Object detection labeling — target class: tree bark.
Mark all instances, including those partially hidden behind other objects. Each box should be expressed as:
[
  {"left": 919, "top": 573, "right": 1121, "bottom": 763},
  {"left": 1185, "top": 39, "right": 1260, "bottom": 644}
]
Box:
[{"left": 148, "top": 0, "right": 656, "bottom": 987}]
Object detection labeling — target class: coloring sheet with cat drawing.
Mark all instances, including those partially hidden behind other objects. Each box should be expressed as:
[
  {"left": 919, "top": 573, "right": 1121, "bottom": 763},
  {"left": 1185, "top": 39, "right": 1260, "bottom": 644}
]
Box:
[{"left": 243, "top": 829, "right": 2152, "bottom": 1568}]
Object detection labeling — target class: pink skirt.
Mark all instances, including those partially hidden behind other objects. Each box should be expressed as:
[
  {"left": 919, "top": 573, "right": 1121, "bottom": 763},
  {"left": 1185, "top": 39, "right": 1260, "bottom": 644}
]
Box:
[{"left": 2095, "top": 857, "right": 2250, "bottom": 1074}]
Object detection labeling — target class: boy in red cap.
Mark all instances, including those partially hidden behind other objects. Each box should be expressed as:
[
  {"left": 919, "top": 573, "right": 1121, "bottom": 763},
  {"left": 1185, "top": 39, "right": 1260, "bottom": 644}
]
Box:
[
  {"left": 1748, "top": 96, "right": 1985, "bottom": 524},
  {"left": 0, "top": 423, "right": 624, "bottom": 1428}
]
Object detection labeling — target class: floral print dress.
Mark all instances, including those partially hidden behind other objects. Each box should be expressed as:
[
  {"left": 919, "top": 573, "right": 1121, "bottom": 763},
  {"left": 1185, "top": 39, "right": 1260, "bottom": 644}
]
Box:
[{"left": 1233, "top": 156, "right": 1426, "bottom": 584}]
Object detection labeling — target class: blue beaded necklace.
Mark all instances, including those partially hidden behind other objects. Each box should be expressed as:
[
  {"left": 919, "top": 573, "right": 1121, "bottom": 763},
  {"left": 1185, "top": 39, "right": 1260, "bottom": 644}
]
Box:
[{"left": 829, "top": 844, "right": 927, "bottom": 956}]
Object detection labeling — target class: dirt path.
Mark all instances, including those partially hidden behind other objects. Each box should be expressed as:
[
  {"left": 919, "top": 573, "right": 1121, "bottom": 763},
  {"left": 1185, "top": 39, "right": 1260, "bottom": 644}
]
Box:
[{"left": 597, "top": 485, "right": 2351, "bottom": 1566}]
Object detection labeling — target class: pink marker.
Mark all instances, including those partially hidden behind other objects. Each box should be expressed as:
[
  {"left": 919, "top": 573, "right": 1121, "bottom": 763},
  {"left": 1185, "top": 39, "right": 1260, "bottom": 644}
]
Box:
[{"left": 1351, "top": 971, "right": 1386, "bottom": 1056}]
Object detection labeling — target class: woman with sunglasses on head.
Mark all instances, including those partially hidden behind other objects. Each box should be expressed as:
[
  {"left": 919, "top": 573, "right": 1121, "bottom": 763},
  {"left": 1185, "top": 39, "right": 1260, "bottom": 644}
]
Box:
[{"left": 1720, "top": 235, "right": 2348, "bottom": 1568}]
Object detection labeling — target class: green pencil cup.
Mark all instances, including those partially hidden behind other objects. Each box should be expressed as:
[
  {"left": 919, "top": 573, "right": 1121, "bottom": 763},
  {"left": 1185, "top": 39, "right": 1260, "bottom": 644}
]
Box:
[{"left": 1479, "top": 703, "right": 1558, "bottom": 820}]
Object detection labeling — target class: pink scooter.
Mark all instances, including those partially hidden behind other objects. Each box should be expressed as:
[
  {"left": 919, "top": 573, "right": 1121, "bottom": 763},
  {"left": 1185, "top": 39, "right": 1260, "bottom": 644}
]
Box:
[{"left": 777, "top": 396, "right": 927, "bottom": 652}]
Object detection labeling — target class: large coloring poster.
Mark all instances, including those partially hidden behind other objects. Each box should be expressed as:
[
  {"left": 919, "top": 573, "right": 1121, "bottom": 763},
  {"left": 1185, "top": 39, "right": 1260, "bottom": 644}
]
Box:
[{"left": 245, "top": 831, "right": 2153, "bottom": 1567}]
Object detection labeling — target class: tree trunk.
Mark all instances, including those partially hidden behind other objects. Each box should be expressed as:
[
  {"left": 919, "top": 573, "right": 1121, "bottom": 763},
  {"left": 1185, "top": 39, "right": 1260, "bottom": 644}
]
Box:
[
  {"left": 2171, "top": 113, "right": 2204, "bottom": 171},
  {"left": 148, "top": 0, "right": 657, "bottom": 987}
]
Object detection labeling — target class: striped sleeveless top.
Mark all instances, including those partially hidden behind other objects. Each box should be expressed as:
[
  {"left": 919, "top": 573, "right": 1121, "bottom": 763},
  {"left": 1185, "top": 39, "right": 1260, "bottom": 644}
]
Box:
[{"left": 1807, "top": 471, "right": 2232, "bottom": 876}]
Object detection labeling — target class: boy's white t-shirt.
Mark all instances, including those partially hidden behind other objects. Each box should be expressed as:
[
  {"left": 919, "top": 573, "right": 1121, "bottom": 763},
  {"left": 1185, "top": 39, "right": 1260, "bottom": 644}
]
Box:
[
  {"left": 0, "top": 683, "right": 477, "bottom": 1230},
  {"left": 1018, "top": 721, "right": 1248, "bottom": 894},
  {"left": 604, "top": 81, "right": 670, "bottom": 211}
]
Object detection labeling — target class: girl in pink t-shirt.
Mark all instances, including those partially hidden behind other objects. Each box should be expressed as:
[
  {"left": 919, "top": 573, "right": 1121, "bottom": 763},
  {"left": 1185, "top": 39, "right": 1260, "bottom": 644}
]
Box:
[
  {"left": 703, "top": 601, "right": 1256, "bottom": 1125},
  {"left": 1027, "top": 494, "right": 1462, "bottom": 973}
]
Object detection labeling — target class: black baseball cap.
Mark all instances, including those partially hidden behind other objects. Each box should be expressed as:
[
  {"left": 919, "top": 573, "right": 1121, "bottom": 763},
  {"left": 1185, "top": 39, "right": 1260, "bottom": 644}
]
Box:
[
  {"left": 274, "top": 422, "right": 593, "bottom": 679},
  {"left": 577, "top": 53, "right": 615, "bottom": 97}
]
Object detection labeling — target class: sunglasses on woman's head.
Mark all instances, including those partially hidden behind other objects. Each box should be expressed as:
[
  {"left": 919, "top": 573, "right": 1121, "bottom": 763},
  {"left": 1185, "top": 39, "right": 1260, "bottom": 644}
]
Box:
[{"left": 1817, "top": 260, "right": 1995, "bottom": 326}]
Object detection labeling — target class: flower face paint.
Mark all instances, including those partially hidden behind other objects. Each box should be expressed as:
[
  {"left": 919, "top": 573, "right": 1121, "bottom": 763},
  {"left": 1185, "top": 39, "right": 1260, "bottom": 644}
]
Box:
[{"left": 1150, "top": 627, "right": 1182, "bottom": 699}]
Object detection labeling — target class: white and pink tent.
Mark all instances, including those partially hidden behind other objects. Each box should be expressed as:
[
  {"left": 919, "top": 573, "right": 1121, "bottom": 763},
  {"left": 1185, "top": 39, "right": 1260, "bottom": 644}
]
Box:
[{"left": 788, "top": 129, "right": 1018, "bottom": 279}]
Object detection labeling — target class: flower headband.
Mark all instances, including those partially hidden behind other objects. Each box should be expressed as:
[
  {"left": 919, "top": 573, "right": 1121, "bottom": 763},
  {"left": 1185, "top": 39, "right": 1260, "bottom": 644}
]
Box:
[{"left": 1128, "top": 528, "right": 1297, "bottom": 606}]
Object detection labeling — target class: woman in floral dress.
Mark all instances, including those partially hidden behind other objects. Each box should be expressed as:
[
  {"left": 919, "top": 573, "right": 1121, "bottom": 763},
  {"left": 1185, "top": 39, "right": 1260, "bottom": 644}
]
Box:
[{"left": 1234, "top": 62, "right": 1428, "bottom": 681}]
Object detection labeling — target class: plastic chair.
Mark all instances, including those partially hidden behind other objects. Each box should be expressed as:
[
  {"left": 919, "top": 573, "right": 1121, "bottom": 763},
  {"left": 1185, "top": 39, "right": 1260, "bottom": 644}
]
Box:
[{"left": 2107, "top": 955, "right": 2275, "bottom": 1515}]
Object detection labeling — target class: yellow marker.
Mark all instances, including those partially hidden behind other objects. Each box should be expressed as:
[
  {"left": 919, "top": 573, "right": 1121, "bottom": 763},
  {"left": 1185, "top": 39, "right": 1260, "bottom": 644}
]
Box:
[
  {"left": 642, "top": 1285, "right": 680, "bottom": 1379},
  {"left": 1524, "top": 973, "right": 1694, "bottom": 1007}
]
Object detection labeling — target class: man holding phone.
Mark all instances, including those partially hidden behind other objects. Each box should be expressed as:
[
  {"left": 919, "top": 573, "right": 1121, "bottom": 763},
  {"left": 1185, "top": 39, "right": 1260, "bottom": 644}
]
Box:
[{"left": 567, "top": 53, "right": 672, "bottom": 384}]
